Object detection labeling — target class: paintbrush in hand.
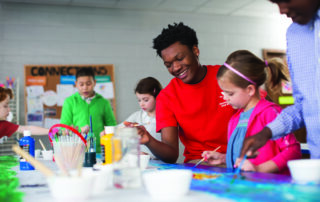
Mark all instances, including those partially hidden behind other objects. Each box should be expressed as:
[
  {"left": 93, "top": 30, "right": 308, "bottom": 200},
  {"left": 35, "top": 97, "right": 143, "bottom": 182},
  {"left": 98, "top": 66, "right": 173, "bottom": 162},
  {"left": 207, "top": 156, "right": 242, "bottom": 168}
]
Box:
[
  {"left": 193, "top": 146, "right": 221, "bottom": 168},
  {"left": 231, "top": 154, "right": 247, "bottom": 183}
]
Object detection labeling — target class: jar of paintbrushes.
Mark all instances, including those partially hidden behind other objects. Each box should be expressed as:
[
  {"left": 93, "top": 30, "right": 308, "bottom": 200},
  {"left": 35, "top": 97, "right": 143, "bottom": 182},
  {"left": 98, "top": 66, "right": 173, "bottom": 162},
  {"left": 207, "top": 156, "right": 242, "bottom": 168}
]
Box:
[
  {"left": 84, "top": 116, "right": 97, "bottom": 167},
  {"left": 83, "top": 132, "right": 96, "bottom": 167},
  {"left": 48, "top": 124, "right": 87, "bottom": 172}
]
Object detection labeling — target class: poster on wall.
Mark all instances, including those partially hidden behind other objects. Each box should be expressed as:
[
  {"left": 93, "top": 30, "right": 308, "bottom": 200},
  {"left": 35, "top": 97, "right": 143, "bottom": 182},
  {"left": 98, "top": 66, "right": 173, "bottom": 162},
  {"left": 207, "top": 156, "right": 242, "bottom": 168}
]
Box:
[
  {"left": 95, "top": 82, "right": 114, "bottom": 99},
  {"left": 41, "top": 90, "right": 57, "bottom": 107},
  {"left": 27, "top": 97, "right": 43, "bottom": 113},
  {"left": 26, "top": 76, "right": 46, "bottom": 86},
  {"left": 26, "top": 86, "right": 44, "bottom": 98},
  {"left": 27, "top": 113, "right": 43, "bottom": 127},
  {"left": 95, "top": 75, "right": 114, "bottom": 99},
  {"left": 56, "top": 84, "right": 76, "bottom": 106}
]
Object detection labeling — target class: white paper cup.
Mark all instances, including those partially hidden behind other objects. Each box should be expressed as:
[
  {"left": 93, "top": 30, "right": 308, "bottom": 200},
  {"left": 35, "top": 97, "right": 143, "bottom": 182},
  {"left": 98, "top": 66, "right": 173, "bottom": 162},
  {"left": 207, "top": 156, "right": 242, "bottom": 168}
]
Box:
[
  {"left": 35, "top": 149, "right": 41, "bottom": 159},
  {"left": 143, "top": 169, "right": 192, "bottom": 200},
  {"left": 139, "top": 154, "right": 150, "bottom": 170},
  {"left": 127, "top": 154, "right": 150, "bottom": 170},
  {"left": 93, "top": 164, "right": 114, "bottom": 189},
  {"left": 47, "top": 175, "right": 93, "bottom": 202},
  {"left": 79, "top": 166, "right": 113, "bottom": 196},
  {"left": 42, "top": 150, "right": 53, "bottom": 160},
  {"left": 288, "top": 159, "right": 320, "bottom": 184}
]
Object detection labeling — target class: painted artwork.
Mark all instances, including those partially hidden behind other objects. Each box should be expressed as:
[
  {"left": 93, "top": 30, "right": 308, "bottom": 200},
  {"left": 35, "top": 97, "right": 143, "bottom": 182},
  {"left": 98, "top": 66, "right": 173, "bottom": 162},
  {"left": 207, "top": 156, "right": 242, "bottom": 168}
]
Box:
[{"left": 150, "top": 162, "right": 320, "bottom": 201}]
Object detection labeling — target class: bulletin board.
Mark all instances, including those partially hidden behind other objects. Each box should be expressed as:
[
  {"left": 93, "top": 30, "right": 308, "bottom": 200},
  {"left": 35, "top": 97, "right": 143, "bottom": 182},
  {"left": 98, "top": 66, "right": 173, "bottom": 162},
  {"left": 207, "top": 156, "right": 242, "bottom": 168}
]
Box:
[{"left": 24, "top": 64, "right": 116, "bottom": 128}]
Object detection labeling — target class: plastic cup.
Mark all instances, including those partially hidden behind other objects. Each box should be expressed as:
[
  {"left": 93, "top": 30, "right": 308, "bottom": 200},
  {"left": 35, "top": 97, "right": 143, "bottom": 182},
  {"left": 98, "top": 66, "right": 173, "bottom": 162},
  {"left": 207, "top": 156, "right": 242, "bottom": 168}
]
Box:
[
  {"left": 35, "top": 149, "right": 41, "bottom": 159},
  {"left": 139, "top": 154, "right": 150, "bottom": 170},
  {"left": 47, "top": 175, "right": 93, "bottom": 201},
  {"left": 42, "top": 150, "right": 53, "bottom": 160}
]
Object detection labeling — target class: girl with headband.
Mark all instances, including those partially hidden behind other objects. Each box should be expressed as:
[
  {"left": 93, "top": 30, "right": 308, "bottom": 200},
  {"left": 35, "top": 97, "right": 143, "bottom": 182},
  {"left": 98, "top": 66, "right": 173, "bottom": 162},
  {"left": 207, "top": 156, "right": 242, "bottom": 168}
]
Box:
[{"left": 202, "top": 50, "right": 301, "bottom": 174}]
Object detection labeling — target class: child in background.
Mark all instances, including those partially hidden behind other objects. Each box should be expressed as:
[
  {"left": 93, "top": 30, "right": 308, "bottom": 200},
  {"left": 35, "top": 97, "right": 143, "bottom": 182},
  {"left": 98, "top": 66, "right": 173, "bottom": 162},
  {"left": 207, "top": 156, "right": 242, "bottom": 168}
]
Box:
[
  {"left": 264, "top": 57, "right": 290, "bottom": 103},
  {"left": 0, "top": 87, "right": 49, "bottom": 137},
  {"left": 259, "top": 57, "right": 288, "bottom": 102},
  {"left": 121, "top": 77, "right": 162, "bottom": 158},
  {"left": 60, "top": 68, "right": 116, "bottom": 153},
  {"left": 202, "top": 50, "right": 301, "bottom": 174}
]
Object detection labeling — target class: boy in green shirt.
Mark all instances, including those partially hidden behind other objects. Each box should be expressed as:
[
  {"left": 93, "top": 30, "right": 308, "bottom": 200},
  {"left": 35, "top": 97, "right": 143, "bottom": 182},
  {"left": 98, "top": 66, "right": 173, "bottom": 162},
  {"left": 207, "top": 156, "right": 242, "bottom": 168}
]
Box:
[{"left": 60, "top": 68, "right": 116, "bottom": 153}]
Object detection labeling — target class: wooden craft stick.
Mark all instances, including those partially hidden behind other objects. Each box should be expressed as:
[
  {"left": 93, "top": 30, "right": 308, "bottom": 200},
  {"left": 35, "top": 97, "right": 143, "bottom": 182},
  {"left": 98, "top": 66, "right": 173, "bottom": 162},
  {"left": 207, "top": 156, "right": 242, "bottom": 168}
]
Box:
[
  {"left": 12, "top": 145, "right": 55, "bottom": 177},
  {"left": 54, "top": 155, "right": 69, "bottom": 177},
  {"left": 39, "top": 139, "right": 46, "bottom": 151}
]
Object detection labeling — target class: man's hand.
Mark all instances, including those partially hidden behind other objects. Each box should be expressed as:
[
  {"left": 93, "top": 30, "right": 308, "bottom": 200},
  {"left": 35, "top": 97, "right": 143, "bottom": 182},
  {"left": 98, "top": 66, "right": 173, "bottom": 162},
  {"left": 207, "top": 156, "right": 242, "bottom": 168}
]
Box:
[
  {"left": 234, "top": 158, "right": 256, "bottom": 172},
  {"left": 240, "top": 127, "right": 272, "bottom": 158}
]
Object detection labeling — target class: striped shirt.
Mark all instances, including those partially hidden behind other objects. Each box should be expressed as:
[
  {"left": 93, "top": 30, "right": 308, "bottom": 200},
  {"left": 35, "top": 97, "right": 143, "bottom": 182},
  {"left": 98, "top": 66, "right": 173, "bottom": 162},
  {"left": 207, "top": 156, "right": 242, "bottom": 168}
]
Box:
[{"left": 268, "top": 9, "right": 320, "bottom": 158}]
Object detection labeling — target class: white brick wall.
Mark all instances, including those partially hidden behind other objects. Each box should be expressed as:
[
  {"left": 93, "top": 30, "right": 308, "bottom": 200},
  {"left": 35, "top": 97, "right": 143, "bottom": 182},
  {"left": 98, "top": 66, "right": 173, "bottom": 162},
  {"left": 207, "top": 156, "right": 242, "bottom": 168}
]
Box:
[{"left": 0, "top": 3, "right": 289, "bottom": 162}]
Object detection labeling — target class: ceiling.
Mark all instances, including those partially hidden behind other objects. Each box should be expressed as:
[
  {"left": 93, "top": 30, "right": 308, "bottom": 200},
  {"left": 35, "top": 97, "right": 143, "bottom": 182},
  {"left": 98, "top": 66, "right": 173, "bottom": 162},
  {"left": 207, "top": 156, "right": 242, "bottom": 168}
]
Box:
[{"left": 0, "top": 0, "right": 284, "bottom": 19}]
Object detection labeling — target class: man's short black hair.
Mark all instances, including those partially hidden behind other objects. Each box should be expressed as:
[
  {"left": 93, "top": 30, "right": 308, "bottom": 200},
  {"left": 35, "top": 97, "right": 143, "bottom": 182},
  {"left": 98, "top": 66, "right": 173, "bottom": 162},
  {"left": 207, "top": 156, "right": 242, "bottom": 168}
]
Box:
[
  {"left": 76, "top": 67, "right": 95, "bottom": 80},
  {"left": 152, "top": 22, "right": 198, "bottom": 57},
  {"left": 269, "top": 0, "right": 290, "bottom": 3}
]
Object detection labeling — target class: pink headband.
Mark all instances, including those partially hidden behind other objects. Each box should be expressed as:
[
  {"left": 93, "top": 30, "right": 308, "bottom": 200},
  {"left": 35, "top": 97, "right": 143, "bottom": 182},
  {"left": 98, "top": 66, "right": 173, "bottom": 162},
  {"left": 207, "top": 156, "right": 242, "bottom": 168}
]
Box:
[{"left": 223, "top": 63, "right": 256, "bottom": 85}]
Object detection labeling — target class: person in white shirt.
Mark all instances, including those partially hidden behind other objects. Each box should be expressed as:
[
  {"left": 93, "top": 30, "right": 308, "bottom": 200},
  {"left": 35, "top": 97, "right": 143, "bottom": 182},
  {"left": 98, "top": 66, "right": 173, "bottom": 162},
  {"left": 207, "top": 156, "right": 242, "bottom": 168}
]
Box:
[{"left": 120, "top": 77, "right": 162, "bottom": 158}]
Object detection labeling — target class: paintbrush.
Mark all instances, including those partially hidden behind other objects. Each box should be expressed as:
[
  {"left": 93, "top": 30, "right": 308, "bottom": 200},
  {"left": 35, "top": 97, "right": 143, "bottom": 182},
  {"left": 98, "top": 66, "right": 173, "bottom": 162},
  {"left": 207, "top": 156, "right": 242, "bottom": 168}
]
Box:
[
  {"left": 132, "top": 122, "right": 149, "bottom": 127},
  {"left": 39, "top": 139, "right": 46, "bottom": 151},
  {"left": 12, "top": 145, "right": 55, "bottom": 177},
  {"left": 231, "top": 154, "right": 247, "bottom": 183},
  {"left": 193, "top": 146, "right": 221, "bottom": 168}
]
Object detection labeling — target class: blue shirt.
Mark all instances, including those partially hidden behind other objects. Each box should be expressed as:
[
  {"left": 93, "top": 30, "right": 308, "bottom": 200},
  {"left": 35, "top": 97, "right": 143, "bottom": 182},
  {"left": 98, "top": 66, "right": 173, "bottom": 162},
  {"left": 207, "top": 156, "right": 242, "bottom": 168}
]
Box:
[
  {"left": 226, "top": 108, "right": 254, "bottom": 168},
  {"left": 268, "top": 9, "right": 320, "bottom": 158}
]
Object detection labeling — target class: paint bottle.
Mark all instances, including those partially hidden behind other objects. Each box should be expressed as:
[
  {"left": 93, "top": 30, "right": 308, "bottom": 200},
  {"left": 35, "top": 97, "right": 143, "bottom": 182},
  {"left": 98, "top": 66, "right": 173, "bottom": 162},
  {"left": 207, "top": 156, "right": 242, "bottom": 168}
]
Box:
[
  {"left": 112, "top": 134, "right": 122, "bottom": 163},
  {"left": 101, "top": 126, "right": 114, "bottom": 165},
  {"left": 19, "top": 130, "right": 35, "bottom": 170}
]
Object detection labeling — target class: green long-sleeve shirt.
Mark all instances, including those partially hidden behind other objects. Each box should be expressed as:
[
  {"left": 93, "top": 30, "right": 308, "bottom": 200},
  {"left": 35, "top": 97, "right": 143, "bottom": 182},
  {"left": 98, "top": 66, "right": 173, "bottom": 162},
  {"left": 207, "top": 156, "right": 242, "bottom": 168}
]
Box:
[{"left": 60, "top": 92, "right": 116, "bottom": 153}]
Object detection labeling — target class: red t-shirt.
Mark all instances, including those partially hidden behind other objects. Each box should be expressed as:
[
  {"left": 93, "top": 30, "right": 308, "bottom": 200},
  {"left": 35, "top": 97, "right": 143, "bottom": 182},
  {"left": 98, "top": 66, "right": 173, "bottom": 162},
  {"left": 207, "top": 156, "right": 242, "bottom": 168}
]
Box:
[
  {"left": 156, "top": 65, "right": 235, "bottom": 162},
  {"left": 0, "top": 120, "right": 19, "bottom": 138}
]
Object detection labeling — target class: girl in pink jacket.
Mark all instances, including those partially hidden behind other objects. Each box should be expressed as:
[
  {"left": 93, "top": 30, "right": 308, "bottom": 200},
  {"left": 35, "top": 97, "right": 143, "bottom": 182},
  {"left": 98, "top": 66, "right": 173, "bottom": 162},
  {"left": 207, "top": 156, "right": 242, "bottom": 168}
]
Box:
[{"left": 202, "top": 50, "right": 301, "bottom": 175}]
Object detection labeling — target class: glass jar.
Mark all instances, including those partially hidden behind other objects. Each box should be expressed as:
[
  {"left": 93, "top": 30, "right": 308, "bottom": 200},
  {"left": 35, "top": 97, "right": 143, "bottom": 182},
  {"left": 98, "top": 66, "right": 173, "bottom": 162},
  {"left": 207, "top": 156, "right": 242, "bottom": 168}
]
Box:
[{"left": 113, "top": 127, "right": 141, "bottom": 188}]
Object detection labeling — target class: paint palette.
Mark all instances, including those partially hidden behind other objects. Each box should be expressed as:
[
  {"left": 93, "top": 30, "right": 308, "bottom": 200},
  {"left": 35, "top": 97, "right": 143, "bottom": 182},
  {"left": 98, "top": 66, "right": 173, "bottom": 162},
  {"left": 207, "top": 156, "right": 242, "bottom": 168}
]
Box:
[{"left": 150, "top": 162, "right": 320, "bottom": 201}]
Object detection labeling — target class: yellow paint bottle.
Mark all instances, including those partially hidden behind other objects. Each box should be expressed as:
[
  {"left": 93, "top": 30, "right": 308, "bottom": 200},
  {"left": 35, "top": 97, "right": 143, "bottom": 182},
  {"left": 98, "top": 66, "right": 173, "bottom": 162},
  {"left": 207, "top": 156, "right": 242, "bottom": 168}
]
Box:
[
  {"left": 113, "top": 136, "right": 122, "bottom": 162},
  {"left": 101, "top": 126, "right": 114, "bottom": 165}
]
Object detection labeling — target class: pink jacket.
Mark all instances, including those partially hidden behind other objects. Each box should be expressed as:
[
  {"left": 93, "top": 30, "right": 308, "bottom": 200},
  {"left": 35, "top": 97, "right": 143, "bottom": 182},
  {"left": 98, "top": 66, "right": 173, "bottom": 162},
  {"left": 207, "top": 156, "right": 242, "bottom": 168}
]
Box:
[{"left": 228, "top": 99, "right": 301, "bottom": 175}]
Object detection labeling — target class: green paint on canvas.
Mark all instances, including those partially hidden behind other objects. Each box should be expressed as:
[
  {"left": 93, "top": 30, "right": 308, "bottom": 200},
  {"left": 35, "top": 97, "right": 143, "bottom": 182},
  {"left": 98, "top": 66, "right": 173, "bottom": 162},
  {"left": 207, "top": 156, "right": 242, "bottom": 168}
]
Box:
[{"left": 0, "top": 156, "right": 24, "bottom": 202}]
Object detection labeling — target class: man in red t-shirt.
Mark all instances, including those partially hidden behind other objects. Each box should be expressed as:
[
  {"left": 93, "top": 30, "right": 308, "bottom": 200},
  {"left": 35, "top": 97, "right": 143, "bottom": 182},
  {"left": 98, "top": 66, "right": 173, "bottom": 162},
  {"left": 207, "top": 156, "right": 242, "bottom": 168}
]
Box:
[{"left": 135, "top": 22, "right": 234, "bottom": 164}]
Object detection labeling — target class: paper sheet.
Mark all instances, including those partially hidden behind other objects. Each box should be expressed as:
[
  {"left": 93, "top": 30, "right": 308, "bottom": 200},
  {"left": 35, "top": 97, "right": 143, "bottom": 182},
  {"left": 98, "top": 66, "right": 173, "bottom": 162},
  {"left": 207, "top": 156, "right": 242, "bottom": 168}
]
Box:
[
  {"left": 44, "top": 118, "right": 60, "bottom": 129},
  {"left": 27, "top": 113, "right": 43, "bottom": 127},
  {"left": 26, "top": 86, "right": 44, "bottom": 98},
  {"left": 56, "top": 84, "right": 76, "bottom": 106},
  {"left": 41, "top": 90, "right": 57, "bottom": 107},
  {"left": 27, "top": 97, "right": 43, "bottom": 113},
  {"left": 95, "top": 82, "right": 114, "bottom": 99}
]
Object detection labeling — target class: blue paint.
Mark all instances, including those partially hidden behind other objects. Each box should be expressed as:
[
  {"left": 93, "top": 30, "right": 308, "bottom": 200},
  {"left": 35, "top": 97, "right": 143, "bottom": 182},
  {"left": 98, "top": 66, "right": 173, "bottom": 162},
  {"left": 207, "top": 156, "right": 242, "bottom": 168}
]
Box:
[
  {"left": 19, "top": 131, "right": 35, "bottom": 170},
  {"left": 149, "top": 162, "right": 320, "bottom": 201}
]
